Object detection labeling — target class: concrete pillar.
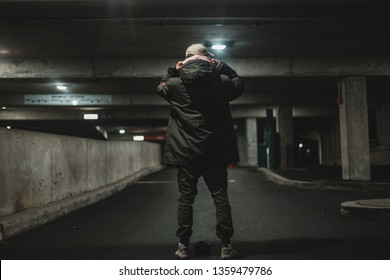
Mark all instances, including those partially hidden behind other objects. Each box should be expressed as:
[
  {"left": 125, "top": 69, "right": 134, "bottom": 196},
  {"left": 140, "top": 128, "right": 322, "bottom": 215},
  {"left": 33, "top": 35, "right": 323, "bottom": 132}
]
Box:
[
  {"left": 246, "top": 118, "right": 258, "bottom": 166},
  {"left": 277, "top": 105, "right": 294, "bottom": 168},
  {"left": 339, "top": 77, "right": 370, "bottom": 180}
]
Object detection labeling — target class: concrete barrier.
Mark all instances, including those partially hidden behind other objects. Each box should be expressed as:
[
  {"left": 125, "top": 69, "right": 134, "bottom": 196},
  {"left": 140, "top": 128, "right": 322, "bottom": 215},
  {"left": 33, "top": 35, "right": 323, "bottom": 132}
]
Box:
[{"left": 0, "top": 128, "right": 162, "bottom": 240}]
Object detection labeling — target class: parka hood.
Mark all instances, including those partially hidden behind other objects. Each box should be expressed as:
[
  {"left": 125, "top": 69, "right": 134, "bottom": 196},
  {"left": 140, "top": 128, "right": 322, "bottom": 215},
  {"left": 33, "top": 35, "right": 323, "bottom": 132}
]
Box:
[{"left": 180, "top": 59, "right": 217, "bottom": 86}]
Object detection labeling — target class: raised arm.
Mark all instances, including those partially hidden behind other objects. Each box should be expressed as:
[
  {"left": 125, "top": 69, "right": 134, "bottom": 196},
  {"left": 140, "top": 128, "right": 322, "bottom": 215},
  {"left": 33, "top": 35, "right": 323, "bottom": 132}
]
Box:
[
  {"left": 156, "top": 66, "right": 180, "bottom": 102},
  {"left": 217, "top": 62, "right": 245, "bottom": 101}
]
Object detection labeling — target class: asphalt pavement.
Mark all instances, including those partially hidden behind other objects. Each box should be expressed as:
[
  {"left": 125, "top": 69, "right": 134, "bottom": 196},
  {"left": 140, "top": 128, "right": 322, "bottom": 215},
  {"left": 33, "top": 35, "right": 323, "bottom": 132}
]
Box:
[{"left": 1, "top": 167, "right": 390, "bottom": 260}]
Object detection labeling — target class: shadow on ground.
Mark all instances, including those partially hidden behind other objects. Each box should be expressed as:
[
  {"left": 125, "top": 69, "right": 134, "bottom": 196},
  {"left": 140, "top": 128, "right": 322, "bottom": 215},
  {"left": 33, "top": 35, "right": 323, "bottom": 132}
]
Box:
[{"left": 2, "top": 237, "right": 389, "bottom": 260}]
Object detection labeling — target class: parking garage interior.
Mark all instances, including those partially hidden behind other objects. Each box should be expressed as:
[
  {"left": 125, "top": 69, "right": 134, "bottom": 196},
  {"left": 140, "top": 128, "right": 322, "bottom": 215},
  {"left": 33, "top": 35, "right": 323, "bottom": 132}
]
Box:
[{"left": 1, "top": 0, "right": 390, "bottom": 260}]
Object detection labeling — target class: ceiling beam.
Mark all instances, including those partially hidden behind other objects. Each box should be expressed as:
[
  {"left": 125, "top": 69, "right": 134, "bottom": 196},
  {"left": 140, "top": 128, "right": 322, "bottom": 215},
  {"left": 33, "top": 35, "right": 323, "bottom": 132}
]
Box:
[
  {"left": 0, "top": 105, "right": 337, "bottom": 121},
  {"left": 1, "top": 1, "right": 389, "bottom": 21},
  {"left": 2, "top": 57, "right": 390, "bottom": 78}
]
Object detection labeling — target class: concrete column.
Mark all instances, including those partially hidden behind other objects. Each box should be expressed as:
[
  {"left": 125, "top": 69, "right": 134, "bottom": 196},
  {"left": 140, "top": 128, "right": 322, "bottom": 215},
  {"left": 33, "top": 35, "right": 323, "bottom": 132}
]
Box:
[
  {"left": 339, "top": 77, "right": 370, "bottom": 180},
  {"left": 246, "top": 118, "right": 258, "bottom": 166},
  {"left": 277, "top": 105, "right": 294, "bottom": 168}
]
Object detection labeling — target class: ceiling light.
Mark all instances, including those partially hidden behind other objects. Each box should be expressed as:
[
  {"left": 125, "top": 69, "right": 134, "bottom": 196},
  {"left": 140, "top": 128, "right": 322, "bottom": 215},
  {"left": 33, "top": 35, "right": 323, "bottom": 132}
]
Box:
[
  {"left": 71, "top": 100, "right": 79, "bottom": 106},
  {"left": 211, "top": 44, "right": 227, "bottom": 50},
  {"left": 83, "top": 114, "right": 98, "bottom": 120},
  {"left": 133, "top": 135, "right": 144, "bottom": 141},
  {"left": 119, "top": 129, "right": 126, "bottom": 134},
  {"left": 205, "top": 40, "right": 235, "bottom": 50},
  {"left": 56, "top": 85, "right": 67, "bottom": 90},
  {"left": 1, "top": 107, "right": 6, "bottom": 110},
  {"left": 6, "top": 126, "right": 11, "bottom": 129}
]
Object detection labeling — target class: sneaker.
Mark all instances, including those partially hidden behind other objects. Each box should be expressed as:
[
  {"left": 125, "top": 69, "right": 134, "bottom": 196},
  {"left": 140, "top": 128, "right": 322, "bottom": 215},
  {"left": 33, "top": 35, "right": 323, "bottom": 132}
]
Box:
[
  {"left": 221, "top": 244, "right": 237, "bottom": 260},
  {"left": 175, "top": 243, "right": 190, "bottom": 259}
]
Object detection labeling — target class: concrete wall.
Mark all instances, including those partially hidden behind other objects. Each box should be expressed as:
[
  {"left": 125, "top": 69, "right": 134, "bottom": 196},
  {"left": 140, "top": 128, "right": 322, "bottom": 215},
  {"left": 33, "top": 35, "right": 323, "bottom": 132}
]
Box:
[
  {"left": 319, "top": 121, "right": 341, "bottom": 166},
  {"left": 236, "top": 120, "right": 248, "bottom": 166},
  {"left": 317, "top": 102, "right": 390, "bottom": 167},
  {"left": 0, "top": 128, "right": 161, "bottom": 218},
  {"left": 370, "top": 149, "right": 390, "bottom": 165},
  {"left": 369, "top": 104, "right": 390, "bottom": 165}
]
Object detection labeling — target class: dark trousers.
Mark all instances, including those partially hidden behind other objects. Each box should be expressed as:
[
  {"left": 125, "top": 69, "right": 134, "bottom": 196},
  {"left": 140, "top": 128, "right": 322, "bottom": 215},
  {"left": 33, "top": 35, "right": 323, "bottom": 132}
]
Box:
[{"left": 176, "top": 164, "right": 234, "bottom": 245}]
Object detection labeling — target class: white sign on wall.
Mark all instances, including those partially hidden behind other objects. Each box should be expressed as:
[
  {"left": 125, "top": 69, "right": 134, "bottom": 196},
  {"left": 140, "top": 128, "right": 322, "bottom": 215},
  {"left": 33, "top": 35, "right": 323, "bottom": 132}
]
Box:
[{"left": 24, "top": 94, "right": 112, "bottom": 105}]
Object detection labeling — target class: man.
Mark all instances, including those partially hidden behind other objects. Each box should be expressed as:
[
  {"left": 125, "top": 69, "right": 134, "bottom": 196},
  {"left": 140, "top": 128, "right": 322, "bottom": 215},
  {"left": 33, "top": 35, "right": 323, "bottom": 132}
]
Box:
[{"left": 156, "top": 44, "right": 244, "bottom": 259}]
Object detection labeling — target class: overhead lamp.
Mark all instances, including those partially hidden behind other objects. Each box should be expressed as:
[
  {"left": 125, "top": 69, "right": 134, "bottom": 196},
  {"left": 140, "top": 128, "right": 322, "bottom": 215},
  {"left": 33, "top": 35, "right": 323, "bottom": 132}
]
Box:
[
  {"left": 205, "top": 40, "right": 235, "bottom": 51},
  {"left": 56, "top": 85, "right": 67, "bottom": 90},
  {"left": 1, "top": 106, "right": 6, "bottom": 110},
  {"left": 71, "top": 100, "right": 79, "bottom": 106},
  {"left": 211, "top": 44, "right": 227, "bottom": 50},
  {"left": 133, "top": 135, "right": 144, "bottom": 141},
  {"left": 83, "top": 113, "right": 98, "bottom": 120},
  {"left": 6, "top": 126, "right": 11, "bottom": 129},
  {"left": 119, "top": 129, "right": 126, "bottom": 134}
]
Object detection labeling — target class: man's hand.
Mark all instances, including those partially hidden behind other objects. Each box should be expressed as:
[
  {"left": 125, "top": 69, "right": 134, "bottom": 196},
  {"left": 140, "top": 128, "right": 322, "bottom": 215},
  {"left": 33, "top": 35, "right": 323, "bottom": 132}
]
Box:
[
  {"left": 176, "top": 61, "right": 184, "bottom": 70},
  {"left": 210, "top": 59, "right": 222, "bottom": 70}
]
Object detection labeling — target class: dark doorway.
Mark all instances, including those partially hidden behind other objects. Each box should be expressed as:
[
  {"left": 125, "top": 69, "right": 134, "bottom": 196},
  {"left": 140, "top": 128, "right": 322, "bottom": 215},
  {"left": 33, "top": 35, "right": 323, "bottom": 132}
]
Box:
[{"left": 295, "top": 138, "right": 320, "bottom": 166}]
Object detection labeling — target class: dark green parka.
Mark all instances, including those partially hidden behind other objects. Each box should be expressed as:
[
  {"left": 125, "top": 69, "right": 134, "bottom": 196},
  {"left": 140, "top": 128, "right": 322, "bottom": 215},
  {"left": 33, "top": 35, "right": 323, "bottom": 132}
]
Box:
[{"left": 156, "top": 58, "right": 244, "bottom": 167}]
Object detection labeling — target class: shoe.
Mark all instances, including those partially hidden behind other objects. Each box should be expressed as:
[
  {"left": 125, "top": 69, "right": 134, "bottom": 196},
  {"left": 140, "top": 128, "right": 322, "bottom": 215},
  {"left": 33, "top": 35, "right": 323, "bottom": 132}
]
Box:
[
  {"left": 175, "top": 243, "right": 190, "bottom": 259},
  {"left": 221, "top": 244, "right": 237, "bottom": 259}
]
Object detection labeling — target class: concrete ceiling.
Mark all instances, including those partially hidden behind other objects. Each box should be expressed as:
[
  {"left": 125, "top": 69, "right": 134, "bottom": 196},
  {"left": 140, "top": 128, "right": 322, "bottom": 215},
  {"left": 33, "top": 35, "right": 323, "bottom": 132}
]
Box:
[{"left": 1, "top": 0, "right": 390, "bottom": 140}]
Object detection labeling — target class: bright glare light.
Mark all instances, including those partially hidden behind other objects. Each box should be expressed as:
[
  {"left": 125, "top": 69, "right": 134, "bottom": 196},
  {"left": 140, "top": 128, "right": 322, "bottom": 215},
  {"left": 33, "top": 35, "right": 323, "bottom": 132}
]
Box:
[
  {"left": 133, "top": 135, "right": 144, "bottom": 141},
  {"left": 83, "top": 114, "right": 98, "bottom": 120},
  {"left": 56, "top": 85, "right": 67, "bottom": 90},
  {"left": 6, "top": 126, "right": 11, "bottom": 129},
  {"left": 211, "top": 44, "right": 226, "bottom": 50},
  {"left": 119, "top": 129, "right": 126, "bottom": 134},
  {"left": 1, "top": 107, "right": 6, "bottom": 110},
  {"left": 71, "top": 100, "right": 79, "bottom": 106},
  {"left": 299, "top": 143, "right": 304, "bottom": 148}
]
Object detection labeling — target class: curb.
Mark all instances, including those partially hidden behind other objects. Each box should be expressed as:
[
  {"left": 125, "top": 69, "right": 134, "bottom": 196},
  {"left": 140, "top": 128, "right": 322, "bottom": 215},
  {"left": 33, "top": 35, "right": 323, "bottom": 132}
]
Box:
[
  {"left": 259, "top": 168, "right": 390, "bottom": 219},
  {"left": 341, "top": 198, "right": 390, "bottom": 219},
  {"left": 0, "top": 165, "right": 164, "bottom": 242},
  {"left": 259, "top": 168, "right": 390, "bottom": 192}
]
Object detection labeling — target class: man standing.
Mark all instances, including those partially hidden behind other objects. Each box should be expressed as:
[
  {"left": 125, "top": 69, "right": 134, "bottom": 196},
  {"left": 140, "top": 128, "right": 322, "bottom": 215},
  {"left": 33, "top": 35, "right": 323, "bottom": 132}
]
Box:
[{"left": 156, "top": 44, "right": 244, "bottom": 259}]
